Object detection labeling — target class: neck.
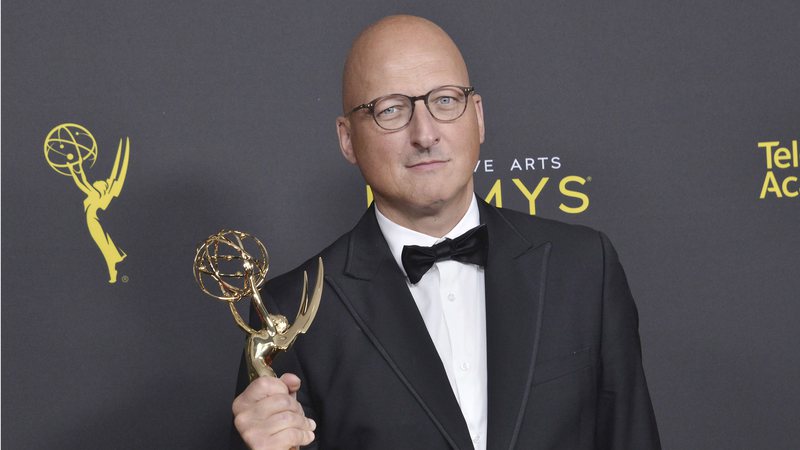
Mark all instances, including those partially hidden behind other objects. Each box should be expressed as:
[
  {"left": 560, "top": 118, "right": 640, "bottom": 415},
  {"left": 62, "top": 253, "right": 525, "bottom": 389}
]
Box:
[{"left": 374, "top": 191, "right": 473, "bottom": 238}]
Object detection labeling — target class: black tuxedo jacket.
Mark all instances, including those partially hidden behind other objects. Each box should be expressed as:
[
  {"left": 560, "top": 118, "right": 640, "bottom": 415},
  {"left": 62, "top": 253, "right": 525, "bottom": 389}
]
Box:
[{"left": 233, "top": 200, "right": 661, "bottom": 450}]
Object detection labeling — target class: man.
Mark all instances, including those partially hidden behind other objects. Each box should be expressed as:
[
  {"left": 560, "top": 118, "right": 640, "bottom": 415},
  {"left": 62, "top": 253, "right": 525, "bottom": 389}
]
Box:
[{"left": 232, "top": 15, "right": 661, "bottom": 450}]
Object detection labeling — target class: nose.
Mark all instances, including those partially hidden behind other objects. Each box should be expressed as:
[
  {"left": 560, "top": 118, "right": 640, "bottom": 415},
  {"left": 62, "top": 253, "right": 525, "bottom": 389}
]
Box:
[{"left": 408, "top": 100, "right": 440, "bottom": 150}]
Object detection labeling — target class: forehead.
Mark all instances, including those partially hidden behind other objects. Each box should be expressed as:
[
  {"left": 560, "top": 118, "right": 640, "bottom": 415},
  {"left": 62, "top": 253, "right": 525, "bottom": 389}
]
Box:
[{"left": 349, "top": 36, "right": 469, "bottom": 103}]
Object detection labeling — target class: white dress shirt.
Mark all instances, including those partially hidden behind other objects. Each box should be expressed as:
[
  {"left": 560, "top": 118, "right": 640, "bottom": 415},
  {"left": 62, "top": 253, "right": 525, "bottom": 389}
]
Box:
[{"left": 375, "top": 196, "right": 488, "bottom": 450}]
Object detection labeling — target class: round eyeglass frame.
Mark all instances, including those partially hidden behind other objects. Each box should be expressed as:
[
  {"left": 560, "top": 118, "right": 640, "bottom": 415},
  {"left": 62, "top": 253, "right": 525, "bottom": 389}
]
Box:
[{"left": 347, "top": 85, "right": 476, "bottom": 131}]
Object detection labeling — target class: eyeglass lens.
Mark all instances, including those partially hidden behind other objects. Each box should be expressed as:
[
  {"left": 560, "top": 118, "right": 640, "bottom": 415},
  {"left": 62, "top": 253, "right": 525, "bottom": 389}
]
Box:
[{"left": 373, "top": 86, "right": 469, "bottom": 130}]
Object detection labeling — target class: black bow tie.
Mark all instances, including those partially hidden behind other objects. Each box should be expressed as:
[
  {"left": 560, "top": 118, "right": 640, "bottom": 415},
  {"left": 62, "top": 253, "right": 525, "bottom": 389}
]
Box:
[{"left": 401, "top": 224, "right": 488, "bottom": 284}]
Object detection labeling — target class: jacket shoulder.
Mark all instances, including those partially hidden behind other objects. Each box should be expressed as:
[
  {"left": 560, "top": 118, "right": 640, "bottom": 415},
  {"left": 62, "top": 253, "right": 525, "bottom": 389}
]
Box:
[
  {"left": 262, "top": 220, "right": 355, "bottom": 311},
  {"left": 488, "top": 203, "right": 603, "bottom": 247}
]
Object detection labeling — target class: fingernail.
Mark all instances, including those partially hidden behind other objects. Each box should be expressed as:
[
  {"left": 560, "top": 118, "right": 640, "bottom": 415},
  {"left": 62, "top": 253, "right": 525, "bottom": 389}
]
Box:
[{"left": 308, "top": 418, "right": 317, "bottom": 430}]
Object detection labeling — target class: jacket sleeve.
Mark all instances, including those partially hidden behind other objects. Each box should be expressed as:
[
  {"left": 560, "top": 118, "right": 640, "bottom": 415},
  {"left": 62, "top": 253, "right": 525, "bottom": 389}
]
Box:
[{"left": 595, "top": 232, "right": 661, "bottom": 449}]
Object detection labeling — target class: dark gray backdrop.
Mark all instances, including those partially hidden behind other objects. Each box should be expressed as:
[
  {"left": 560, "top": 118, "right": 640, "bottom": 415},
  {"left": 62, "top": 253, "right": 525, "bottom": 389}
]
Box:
[{"left": 3, "top": 1, "right": 799, "bottom": 449}]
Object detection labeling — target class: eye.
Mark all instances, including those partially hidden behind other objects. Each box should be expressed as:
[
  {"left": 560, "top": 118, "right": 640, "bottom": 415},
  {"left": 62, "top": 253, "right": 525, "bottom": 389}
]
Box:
[
  {"left": 378, "top": 105, "right": 399, "bottom": 117},
  {"left": 433, "top": 96, "right": 455, "bottom": 105},
  {"left": 376, "top": 101, "right": 407, "bottom": 118}
]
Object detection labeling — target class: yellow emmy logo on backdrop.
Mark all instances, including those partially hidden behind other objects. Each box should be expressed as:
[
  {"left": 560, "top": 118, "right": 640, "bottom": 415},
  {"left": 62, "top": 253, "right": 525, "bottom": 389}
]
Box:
[{"left": 44, "top": 123, "right": 131, "bottom": 283}]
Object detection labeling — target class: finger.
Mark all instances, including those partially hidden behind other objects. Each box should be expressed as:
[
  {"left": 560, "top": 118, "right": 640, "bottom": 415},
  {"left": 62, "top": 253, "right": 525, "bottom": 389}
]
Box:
[
  {"left": 244, "top": 393, "right": 305, "bottom": 422},
  {"left": 233, "top": 400, "right": 308, "bottom": 443},
  {"left": 269, "top": 428, "right": 315, "bottom": 449},
  {"left": 234, "top": 408, "right": 315, "bottom": 449},
  {"left": 239, "top": 426, "right": 313, "bottom": 450},
  {"left": 280, "top": 373, "right": 303, "bottom": 403},
  {"left": 232, "top": 376, "right": 291, "bottom": 414},
  {"left": 257, "top": 410, "right": 316, "bottom": 437},
  {"left": 280, "top": 373, "right": 302, "bottom": 395},
  {"left": 234, "top": 392, "right": 315, "bottom": 431}
]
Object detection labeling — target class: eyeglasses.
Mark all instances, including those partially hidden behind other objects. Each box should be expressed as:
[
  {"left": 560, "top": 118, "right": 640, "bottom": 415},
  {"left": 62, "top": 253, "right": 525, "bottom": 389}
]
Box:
[{"left": 347, "top": 85, "right": 475, "bottom": 131}]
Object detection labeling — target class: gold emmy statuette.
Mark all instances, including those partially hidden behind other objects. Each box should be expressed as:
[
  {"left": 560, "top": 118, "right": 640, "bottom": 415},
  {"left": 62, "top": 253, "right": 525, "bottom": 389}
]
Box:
[{"left": 193, "top": 230, "right": 323, "bottom": 380}]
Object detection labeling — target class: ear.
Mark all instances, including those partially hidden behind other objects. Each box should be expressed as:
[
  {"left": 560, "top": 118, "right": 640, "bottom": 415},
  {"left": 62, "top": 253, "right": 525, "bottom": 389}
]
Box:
[
  {"left": 336, "top": 116, "right": 358, "bottom": 165},
  {"left": 472, "top": 93, "right": 485, "bottom": 144}
]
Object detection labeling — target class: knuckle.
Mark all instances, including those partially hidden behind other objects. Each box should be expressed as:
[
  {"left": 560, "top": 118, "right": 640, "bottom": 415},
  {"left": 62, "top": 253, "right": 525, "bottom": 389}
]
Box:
[
  {"left": 275, "top": 394, "right": 294, "bottom": 410},
  {"left": 233, "top": 414, "right": 247, "bottom": 432},
  {"left": 289, "top": 428, "right": 306, "bottom": 443},
  {"left": 270, "top": 429, "right": 299, "bottom": 448},
  {"left": 275, "top": 411, "right": 294, "bottom": 424},
  {"left": 239, "top": 428, "right": 261, "bottom": 446},
  {"left": 252, "top": 376, "right": 273, "bottom": 391},
  {"left": 231, "top": 395, "right": 247, "bottom": 415}
]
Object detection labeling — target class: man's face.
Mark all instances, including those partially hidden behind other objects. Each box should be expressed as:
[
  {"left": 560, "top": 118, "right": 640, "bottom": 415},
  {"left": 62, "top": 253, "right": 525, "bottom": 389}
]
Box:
[{"left": 337, "top": 37, "right": 485, "bottom": 222}]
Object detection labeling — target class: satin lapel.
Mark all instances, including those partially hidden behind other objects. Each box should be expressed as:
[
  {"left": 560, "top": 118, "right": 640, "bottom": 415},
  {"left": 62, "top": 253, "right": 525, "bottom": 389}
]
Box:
[
  {"left": 479, "top": 202, "right": 551, "bottom": 450},
  {"left": 328, "top": 208, "right": 473, "bottom": 449}
]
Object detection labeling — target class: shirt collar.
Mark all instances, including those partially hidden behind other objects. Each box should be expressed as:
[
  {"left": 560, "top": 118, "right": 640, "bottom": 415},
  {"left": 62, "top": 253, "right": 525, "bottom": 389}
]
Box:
[{"left": 375, "top": 195, "right": 481, "bottom": 277}]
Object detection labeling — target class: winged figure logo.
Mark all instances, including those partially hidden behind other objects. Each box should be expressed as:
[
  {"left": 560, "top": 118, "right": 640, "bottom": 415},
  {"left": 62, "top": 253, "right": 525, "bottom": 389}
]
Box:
[{"left": 44, "top": 123, "right": 131, "bottom": 283}]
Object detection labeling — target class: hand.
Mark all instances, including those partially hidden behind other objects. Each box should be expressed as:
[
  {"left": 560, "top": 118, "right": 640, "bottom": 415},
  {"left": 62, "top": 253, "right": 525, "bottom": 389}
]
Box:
[{"left": 232, "top": 373, "right": 316, "bottom": 450}]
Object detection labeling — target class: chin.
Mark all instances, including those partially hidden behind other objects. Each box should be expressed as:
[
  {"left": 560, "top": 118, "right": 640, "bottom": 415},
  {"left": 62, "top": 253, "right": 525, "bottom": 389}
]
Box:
[{"left": 408, "top": 191, "right": 463, "bottom": 213}]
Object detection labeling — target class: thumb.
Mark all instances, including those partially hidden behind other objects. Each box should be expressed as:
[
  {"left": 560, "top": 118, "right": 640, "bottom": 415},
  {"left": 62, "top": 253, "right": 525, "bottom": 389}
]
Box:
[{"left": 279, "top": 372, "right": 302, "bottom": 397}]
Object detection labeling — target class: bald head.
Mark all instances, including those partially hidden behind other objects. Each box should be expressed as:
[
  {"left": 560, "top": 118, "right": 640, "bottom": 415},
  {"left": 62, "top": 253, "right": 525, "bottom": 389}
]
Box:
[
  {"left": 334, "top": 15, "right": 484, "bottom": 234},
  {"left": 341, "top": 15, "right": 470, "bottom": 112}
]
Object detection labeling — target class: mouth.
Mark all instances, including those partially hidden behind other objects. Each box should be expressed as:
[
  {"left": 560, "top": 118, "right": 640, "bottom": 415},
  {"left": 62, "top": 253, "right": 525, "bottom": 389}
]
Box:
[{"left": 406, "top": 159, "right": 449, "bottom": 170}]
